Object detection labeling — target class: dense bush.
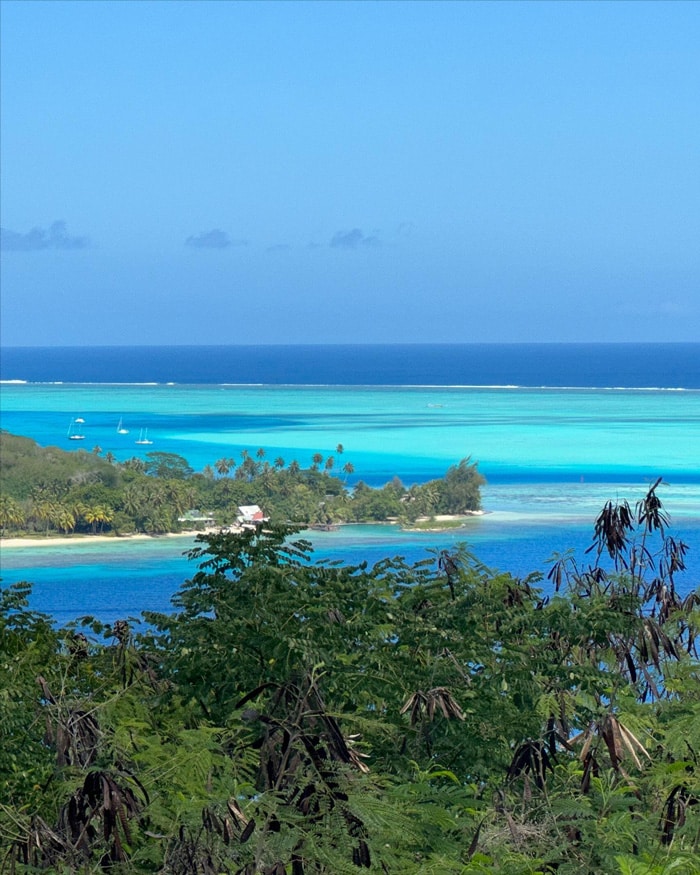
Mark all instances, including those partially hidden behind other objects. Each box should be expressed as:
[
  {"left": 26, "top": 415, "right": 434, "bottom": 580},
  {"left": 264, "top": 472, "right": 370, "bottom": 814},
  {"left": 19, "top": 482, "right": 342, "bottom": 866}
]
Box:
[{"left": 1, "top": 482, "right": 698, "bottom": 872}]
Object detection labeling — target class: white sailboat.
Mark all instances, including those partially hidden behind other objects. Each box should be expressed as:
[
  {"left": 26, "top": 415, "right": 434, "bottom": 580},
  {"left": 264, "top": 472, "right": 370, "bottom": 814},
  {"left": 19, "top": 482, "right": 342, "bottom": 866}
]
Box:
[
  {"left": 67, "top": 419, "right": 85, "bottom": 440},
  {"left": 117, "top": 418, "right": 129, "bottom": 434},
  {"left": 135, "top": 428, "right": 153, "bottom": 445}
]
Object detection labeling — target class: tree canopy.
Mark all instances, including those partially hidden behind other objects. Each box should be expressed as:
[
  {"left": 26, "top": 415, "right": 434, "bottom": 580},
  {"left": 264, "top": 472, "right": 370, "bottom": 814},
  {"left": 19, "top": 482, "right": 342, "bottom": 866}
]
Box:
[
  {"left": 1, "top": 480, "right": 699, "bottom": 872},
  {"left": 0, "top": 431, "right": 484, "bottom": 537}
]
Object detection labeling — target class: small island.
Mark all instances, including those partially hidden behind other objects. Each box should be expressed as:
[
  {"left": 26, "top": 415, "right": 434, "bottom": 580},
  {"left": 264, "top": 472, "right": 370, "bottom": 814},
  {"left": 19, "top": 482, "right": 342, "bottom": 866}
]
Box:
[{"left": 0, "top": 431, "right": 484, "bottom": 540}]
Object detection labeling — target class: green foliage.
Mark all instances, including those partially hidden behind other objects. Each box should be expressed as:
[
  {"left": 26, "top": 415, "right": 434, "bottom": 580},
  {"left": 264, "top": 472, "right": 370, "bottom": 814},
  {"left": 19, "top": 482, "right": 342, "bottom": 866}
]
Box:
[
  {"left": 0, "top": 583, "right": 60, "bottom": 813},
  {"left": 1, "top": 481, "right": 699, "bottom": 872},
  {"left": 143, "top": 451, "right": 194, "bottom": 479},
  {"left": 435, "top": 456, "right": 485, "bottom": 513},
  {"left": 1, "top": 431, "right": 485, "bottom": 536},
  {"left": 0, "top": 431, "right": 118, "bottom": 501}
]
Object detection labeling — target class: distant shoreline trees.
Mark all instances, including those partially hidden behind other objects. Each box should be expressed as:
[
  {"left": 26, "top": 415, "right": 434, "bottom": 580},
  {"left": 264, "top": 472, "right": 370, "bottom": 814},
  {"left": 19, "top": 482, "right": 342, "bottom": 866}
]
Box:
[{"left": 0, "top": 431, "right": 484, "bottom": 538}]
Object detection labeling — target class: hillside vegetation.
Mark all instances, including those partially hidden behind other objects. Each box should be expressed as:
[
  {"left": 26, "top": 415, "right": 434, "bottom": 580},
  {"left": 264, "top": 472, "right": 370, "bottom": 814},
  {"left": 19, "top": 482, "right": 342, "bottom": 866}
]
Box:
[{"left": 1, "top": 481, "right": 698, "bottom": 872}]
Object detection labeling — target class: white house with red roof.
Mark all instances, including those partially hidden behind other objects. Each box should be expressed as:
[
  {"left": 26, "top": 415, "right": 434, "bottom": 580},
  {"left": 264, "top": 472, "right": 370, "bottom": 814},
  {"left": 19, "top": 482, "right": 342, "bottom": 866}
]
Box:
[{"left": 236, "top": 504, "right": 267, "bottom": 526}]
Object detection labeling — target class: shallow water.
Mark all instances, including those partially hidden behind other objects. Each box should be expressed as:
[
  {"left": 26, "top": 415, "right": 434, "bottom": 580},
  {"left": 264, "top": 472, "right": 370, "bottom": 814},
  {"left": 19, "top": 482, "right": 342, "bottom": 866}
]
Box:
[
  {"left": 3, "top": 384, "right": 699, "bottom": 484},
  {"left": 3, "top": 515, "right": 699, "bottom": 627},
  {"left": 1, "top": 381, "right": 698, "bottom": 623}
]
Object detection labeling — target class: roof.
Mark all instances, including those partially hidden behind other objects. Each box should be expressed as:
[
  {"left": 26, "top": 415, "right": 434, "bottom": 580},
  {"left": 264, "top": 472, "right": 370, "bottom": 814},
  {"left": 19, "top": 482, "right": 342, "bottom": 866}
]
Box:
[{"left": 237, "top": 504, "right": 266, "bottom": 521}]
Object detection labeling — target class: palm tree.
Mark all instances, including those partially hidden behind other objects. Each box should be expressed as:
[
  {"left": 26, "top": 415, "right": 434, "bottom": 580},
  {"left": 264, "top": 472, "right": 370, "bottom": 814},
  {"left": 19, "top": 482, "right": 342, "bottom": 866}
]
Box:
[
  {"left": 342, "top": 461, "right": 355, "bottom": 482},
  {"left": 96, "top": 505, "right": 114, "bottom": 533},
  {"left": 143, "top": 507, "right": 171, "bottom": 534},
  {"left": 30, "top": 483, "right": 59, "bottom": 503},
  {"left": 81, "top": 505, "right": 98, "bottom": 534},
  {"left": 0, "top": 495, "right": 25, "bottom": 534},
  {"left": 123, "top": 457, "right": 146, "bottom": 473},
  {"left": 146, "top": 481, "right": 168, "bottom": 510},
  {"left": 32, "top": 499, "right": 57, "bottom": 534},
  {"left": 311, "top": 453, "right": 324, "bottom": 471},
  {"left": 55, "top": 504, "right": 77, "bottom": 534},
  {"left": 274, "top": 457, "right": 285, "bottom": 470},
  {"left": 72, "top": 501, "right": 88, "bottom": 528},
  {"left": 240, "top": 456, "right": 257, "bottom": 481},
  {"left": 419, "top": 483, "right": 439, "bottom": 516},
  {"left": 215, "top": 457, "right": 234, "bottom": 478},
  {"left": 121, "top": 485, "right": 144, "bottom": 518},
  {"left": 164, "top": 482, "right": 189, "bottom": 518},
  {"left": 82, "top": 504, "right": 114, "bottom": 534},
  {"left": 324, "top": 456, "right": 335, "bottom": 474}
]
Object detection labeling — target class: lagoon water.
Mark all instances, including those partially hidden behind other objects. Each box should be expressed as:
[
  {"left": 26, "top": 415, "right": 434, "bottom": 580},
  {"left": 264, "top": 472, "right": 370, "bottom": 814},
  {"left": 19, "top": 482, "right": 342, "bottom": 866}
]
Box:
[{"left": 1, "top": 344, "right": 699, "bottom": 623}]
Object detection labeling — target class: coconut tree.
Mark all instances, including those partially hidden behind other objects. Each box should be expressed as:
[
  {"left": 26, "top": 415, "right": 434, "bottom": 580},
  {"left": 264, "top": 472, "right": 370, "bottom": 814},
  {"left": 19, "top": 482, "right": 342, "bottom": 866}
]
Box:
[
  {"left": 145, "top": 481, "right": 168, "bottom": 512},
  {"left": 71, "top": 501, "right": 88, "bottom": 529},
  {"left": 32, "top": 499, "right": 58, "bottom": 535},
  {"left": 80, "top": 504, "right": 114, "bottom": 535},
  {"left": 54, "top": 504, "right": 77, "bottom": 534},
  {"left": 215, "top": 457, "right": 235, "bottom": 478},
  {"left": 121, "top": 485, "right": 144, "bottom": 519},
  {"left": 81, "top": 505, "right": 100, "bottom": 535},
  {"left": 78, "top": 505, "right": 95, "bottom": 533},
  {"left": 418, "top": 483, "right": 440, "bottom": 516},
  {"left": 0, "top": 495, "right": 25, "bottom": 534},
  {"left": 123, "top": 457, "right": 146, "bottom": 473},
  {"left": 164, "top": 482, "right": 191, "bottom": 519},
  {"left": 239, "top": 456, "right": 257, "bottom": 481},
  {"left": 97, "top": 505, "right": 113, "bottom": 533}
]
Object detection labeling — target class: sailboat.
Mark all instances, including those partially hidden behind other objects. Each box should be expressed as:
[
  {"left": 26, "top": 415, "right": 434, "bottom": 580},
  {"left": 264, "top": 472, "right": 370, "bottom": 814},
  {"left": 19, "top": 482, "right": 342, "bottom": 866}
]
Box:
[
  {"left": 117, "top": 418, "right": 129, "bottom": 434},
  {"left": 135, "top": 428, "right": 153, "bottom": 445},
  {"left": 67, "top": 419, "right": 85, "bottom": 440}
]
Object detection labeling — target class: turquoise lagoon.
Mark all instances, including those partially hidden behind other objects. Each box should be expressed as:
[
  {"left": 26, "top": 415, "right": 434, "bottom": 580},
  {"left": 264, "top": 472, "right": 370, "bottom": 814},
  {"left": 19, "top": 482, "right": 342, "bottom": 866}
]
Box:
[
  {"left": 3, "top": 383, "right": 699, "bottom": 484},
  {"left": 1, "top": 382, "right": 699, "bottom": 622}
]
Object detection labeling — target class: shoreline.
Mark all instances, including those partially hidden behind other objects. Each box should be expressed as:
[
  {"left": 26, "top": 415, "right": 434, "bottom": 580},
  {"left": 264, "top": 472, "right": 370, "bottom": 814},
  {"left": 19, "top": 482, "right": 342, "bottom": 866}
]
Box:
[
  {"left": 0, "top": 529, "right": 217, "bottom": 550},
  {"left": 0, "top": 514, "right": 487, "bottom": 550}
]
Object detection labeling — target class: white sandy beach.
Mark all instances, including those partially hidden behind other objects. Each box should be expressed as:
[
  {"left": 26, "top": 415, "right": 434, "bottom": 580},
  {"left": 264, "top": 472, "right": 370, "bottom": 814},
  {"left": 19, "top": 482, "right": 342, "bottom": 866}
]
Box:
[
  {"left": 0, "top": 516, "right": 488, "bottom": 550},
  {"left": 0, "top": 530, "right": 216, "bottom": 550}
]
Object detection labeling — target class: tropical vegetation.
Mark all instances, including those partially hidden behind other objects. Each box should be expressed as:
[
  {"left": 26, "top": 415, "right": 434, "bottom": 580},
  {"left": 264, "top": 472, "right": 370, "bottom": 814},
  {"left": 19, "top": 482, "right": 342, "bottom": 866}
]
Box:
[
  {"left": 0, "top": 432, "right": 484, "bottom": 537},
  {"left": 1, "top": 480, "right": 699, "bottom": 872}
]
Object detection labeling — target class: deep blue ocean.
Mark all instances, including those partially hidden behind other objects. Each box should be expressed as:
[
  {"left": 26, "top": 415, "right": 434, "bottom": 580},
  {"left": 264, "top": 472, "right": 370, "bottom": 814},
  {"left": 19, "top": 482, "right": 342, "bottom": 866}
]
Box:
[
  {"left": 3, "top": 342, "right": 700, "bottom": 388},
  {"left": 2, "top": 343, "right": 698, "bottom": 624}
]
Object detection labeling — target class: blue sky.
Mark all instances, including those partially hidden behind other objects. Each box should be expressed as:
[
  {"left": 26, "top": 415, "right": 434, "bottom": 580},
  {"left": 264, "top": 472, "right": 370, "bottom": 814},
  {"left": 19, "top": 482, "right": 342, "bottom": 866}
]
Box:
[{"left": 1, "top": 0, "right": 698, "bottom": 346}]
